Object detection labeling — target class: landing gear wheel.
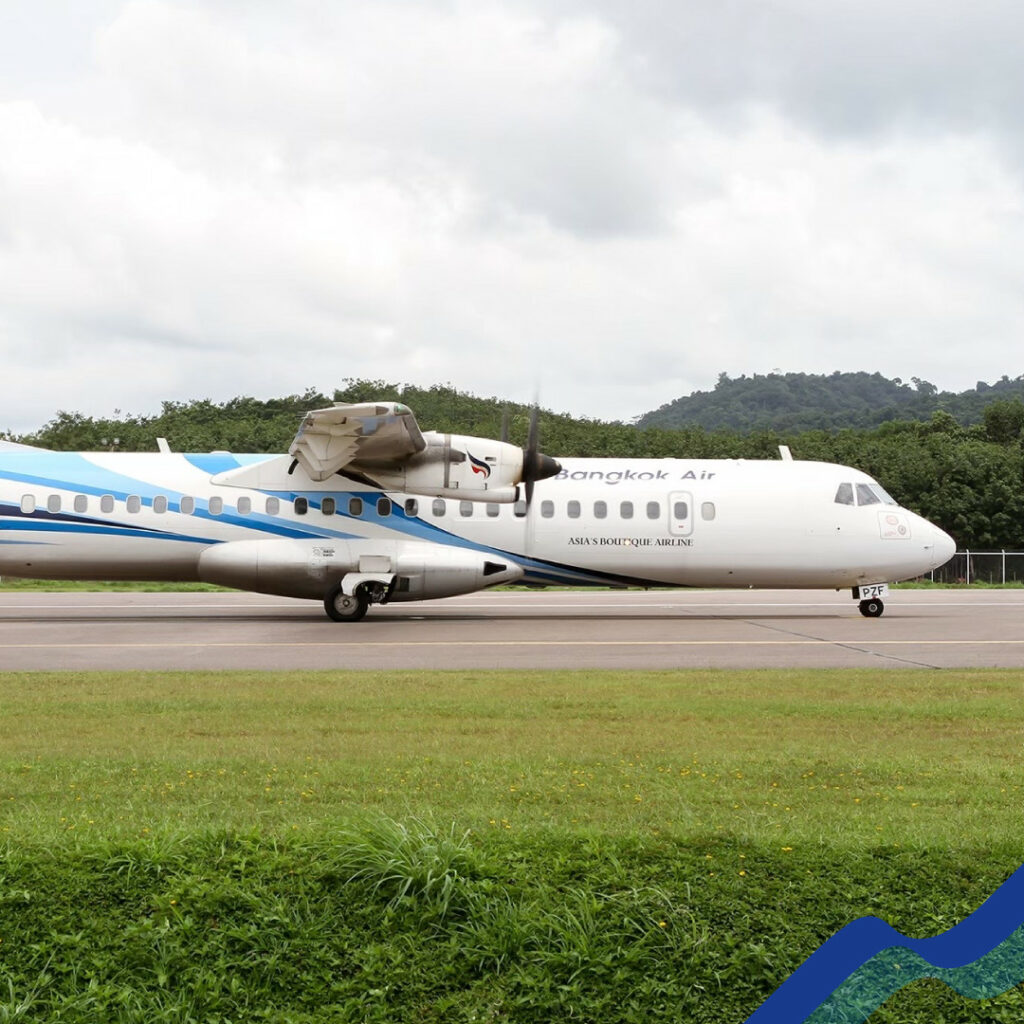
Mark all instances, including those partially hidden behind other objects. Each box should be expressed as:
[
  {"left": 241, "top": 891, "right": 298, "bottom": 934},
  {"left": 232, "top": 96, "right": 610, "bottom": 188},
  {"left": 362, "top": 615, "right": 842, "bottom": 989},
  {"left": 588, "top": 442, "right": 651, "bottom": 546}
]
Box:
[
  {"left": 324, "top": 585, "right": 369, "bottom": 622},
  {"left": 859, "top": 598, "right": 884, "bottom": 618}
]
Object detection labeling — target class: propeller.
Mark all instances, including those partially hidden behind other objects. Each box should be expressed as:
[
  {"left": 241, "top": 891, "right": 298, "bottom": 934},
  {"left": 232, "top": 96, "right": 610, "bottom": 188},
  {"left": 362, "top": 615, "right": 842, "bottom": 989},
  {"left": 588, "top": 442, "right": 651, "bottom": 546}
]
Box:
[{"left": 520, "top": 404, "right": 561, "bottom": 507}]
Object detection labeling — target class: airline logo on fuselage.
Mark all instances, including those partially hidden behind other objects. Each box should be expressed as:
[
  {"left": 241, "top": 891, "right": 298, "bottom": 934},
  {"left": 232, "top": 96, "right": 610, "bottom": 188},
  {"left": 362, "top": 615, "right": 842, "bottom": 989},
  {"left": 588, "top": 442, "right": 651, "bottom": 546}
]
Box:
[
  {"left": 468, "top": 452, "right": 492, "bottom": 478},
  {"left": 554, "top": 467, "right": 717, "bottom": 484}
]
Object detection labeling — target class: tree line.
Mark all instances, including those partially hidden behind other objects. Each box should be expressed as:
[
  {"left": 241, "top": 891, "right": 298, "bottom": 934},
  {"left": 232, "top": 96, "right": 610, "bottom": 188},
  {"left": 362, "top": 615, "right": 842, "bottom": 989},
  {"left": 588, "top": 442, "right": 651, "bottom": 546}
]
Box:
[
  {"left": 10, "top": 380, "right": 1024, "bottom": 550},
  {"left": 637, "top": 370, "right": 1024, "bottom": 432}
]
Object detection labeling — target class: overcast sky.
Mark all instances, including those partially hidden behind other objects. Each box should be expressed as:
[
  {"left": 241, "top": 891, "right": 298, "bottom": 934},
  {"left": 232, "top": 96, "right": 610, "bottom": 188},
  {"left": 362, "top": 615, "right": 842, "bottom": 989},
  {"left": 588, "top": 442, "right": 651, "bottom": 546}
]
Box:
[{"left": 3, "top": 0, "right": 1024, "bottom": 434}]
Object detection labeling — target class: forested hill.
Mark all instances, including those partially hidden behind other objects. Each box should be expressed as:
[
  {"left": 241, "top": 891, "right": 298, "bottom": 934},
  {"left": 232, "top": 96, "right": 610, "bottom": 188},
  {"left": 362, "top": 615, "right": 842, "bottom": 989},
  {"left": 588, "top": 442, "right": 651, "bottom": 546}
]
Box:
[
  {"left": 11, "top": 382, "right": 634, "bottom": 458},
  {"left": 636, "top": 372, "right": 1024, "bottom": 432}
]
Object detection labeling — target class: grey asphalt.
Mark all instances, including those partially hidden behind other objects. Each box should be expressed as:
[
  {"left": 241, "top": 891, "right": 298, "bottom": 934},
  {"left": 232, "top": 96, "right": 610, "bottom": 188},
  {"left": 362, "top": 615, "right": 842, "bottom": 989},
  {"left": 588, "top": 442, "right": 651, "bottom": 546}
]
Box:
[{"left": 0, "top": 588, "right": 1022, "bottom": 671}]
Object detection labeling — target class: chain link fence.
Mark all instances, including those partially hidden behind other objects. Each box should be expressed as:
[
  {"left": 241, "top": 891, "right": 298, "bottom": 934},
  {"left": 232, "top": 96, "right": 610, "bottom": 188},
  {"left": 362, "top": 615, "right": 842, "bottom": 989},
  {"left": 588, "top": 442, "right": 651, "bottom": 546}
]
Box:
[{"left": 927, "top": 552, "right": 1024, "bottom": 585}]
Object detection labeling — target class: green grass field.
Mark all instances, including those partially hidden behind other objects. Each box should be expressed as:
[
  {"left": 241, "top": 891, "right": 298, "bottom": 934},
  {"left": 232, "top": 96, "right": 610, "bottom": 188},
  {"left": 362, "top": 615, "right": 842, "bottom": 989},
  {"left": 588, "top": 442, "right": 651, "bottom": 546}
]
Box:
[{"left": 2, "top": 669, "right": 1023, "bottom": 1022}]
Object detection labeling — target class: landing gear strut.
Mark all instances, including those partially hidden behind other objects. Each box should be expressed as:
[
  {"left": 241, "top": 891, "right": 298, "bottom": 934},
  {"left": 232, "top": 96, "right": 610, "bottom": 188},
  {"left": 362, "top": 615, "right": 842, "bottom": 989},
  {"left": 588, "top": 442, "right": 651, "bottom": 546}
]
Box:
[{"left": 858, "top": 598, "right": 884, "bottom": 618}]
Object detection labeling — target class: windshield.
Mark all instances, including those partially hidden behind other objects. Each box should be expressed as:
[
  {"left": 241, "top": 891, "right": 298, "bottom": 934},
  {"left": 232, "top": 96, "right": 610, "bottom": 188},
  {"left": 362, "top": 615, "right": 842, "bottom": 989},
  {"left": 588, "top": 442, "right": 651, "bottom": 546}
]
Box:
[
  {"left": 835, "top": 480, "right": 900, "bottom": 507},
  {"left": 867, "top": 481, "right": 899, "bottom": 505}
]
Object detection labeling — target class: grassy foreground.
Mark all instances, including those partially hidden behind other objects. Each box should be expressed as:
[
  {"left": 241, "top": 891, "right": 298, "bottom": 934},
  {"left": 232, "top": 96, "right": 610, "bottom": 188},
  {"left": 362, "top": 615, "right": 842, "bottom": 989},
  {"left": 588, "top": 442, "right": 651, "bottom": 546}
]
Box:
[{"left": 2, "top": 669, "right": 1024, "bottom": 1022}]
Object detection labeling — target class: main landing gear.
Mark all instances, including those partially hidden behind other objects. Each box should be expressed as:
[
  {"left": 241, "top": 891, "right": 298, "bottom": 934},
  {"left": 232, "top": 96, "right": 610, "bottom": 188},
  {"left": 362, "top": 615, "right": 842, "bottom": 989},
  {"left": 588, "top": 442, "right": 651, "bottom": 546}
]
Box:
[
  {"left": 323, "top": 578, "right": 392, "bottom": 622},
  {"left": 324, "top": 587, "right": 368, "bottom": 622},
  {"left": 858, "top": 597, "right": 884, "bottom": 618}
]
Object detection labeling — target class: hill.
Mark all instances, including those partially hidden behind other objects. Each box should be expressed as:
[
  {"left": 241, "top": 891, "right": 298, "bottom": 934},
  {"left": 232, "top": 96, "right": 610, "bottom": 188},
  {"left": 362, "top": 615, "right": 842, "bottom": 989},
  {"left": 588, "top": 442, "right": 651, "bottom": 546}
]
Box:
[
  {"left": 12, "top": 382, "right": 654, "bottom": 459},
  {"left": 636, "top": 371, "right": 1024, "bottom": 432}
]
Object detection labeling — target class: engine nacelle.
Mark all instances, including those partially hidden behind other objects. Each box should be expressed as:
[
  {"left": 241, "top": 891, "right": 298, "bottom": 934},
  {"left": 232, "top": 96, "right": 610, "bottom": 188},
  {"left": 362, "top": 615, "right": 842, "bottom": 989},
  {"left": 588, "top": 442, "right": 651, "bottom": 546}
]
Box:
[
  {"left": 366, "top": 433, "right": 523, "bottom": 502},
  {"left": 198, "top": 538, "right": 524, "bottom": 601}
]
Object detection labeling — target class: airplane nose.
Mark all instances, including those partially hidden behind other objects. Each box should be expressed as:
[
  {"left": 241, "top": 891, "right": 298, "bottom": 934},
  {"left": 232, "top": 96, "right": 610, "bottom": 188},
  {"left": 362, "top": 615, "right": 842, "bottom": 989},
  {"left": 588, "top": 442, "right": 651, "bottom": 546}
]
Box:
[{"left": 931, "top": 525, "right": 956, "bottom": 569}]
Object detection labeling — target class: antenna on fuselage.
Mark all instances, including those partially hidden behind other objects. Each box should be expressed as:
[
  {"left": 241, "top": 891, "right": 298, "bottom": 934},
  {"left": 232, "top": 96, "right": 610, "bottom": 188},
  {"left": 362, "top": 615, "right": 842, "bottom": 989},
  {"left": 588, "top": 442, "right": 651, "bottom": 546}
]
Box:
[{"left": 778, "top": 445, "right": 793, "bottom": 461}]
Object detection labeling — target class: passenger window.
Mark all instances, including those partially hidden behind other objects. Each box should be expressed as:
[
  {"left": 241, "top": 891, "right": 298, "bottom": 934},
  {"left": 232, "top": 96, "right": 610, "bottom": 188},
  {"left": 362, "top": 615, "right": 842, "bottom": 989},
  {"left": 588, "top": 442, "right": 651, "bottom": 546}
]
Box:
[
  {"left": 265, "top": 497, "right": 279, "bottom": 515},
  {"left": 834, "top": 483, "right": 854, "bottom": 505},
  {"left": 646, "top": 501, "right": 660, "bottom": 520},
  {"left": 701, "top": 501, "right": 716, "bottom": 521},
  {"left": 293, "top": 497, "right": 307, "bottom": 515},
  {"left": 486, "top": 503, "right": 500, "bottom": 518},
  {"left": 47, "top": 494, "right": 61, "bottom": 513},
  {"left": 349, "top": 497, "right": 363, "bottom": 517},
  {"left": 513, "top": 499, "right": 527, "bottom": 518},
  {"left": 594, "top": 500, "right": 607, "bottom": 519},
  {"left": 405, "top": 499, "right": 419, "bottom": 517},
  {"left": 20, "top": 495, "right": 36, "bottom": 514},
  {"left": 432, "top": 498, "right": 446, "bottom": 517},
  {"left": 209, "top": 496, "right": 224, "bottom": 515},
  {"left": 460, "top": 501, "right": 473, "bottom": 517},
  {"left": 855, "top": 483, "right": 880, "bottom": 506},
  {"left": 673, "top": 501, "right": 689, "bottom": 520},
  {"left": 153, "top": 495, "right": 168, "bottom": 514},
  {"left": 320, "top": 497, "right": 335, "bottom": 516},
  {"left": 101, "top": 494, "right": 116, "bottom": 514},
  {"left": 377, "top": 497, "right": 392, "bottom": 517},
  {"left": 541, "top": 500, "right": 554, "bottom": 518},
  {"left": 126, "top": 495, "right": 141, "bottom": 513},
  {"left": 620, "top": 501, "right": 634, "bottom": 520},
  {"left": 567, "top": 500, "right": 581, "bottom": 519},
  {"left": 74, "top": 494, "right": 88, "bottom": 513}
]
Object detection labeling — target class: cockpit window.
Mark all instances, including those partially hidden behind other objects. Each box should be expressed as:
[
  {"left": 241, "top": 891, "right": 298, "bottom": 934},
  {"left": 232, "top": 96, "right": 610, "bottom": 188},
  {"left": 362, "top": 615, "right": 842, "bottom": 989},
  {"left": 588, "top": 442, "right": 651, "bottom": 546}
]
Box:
[
  {"left": 855, "top": 483, "right": 880, "bottom": 506},
  {"left": 872, "top": 483, "right": 898, "bottom": 505},
  {"left": 834, "top": 482, "right": 854, "bottom": 505}
]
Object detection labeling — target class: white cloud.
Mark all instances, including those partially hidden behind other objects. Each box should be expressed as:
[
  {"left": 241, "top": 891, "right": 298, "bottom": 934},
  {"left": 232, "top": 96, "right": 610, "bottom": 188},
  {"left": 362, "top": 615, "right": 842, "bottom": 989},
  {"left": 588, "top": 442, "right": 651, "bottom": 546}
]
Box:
[{"left": 1, "top": 1, "right": 1024, "bottom": 436}]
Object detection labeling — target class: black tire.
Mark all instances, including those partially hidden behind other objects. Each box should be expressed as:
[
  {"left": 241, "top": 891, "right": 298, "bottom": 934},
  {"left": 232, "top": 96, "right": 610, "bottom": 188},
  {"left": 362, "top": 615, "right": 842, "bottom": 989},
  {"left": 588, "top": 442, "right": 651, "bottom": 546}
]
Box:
[
  {"left": 324, "top": 585, "right": 369, "bottom": 622},
  {"left": 859, "top": 598, "right": 884, "bottom": 618}
]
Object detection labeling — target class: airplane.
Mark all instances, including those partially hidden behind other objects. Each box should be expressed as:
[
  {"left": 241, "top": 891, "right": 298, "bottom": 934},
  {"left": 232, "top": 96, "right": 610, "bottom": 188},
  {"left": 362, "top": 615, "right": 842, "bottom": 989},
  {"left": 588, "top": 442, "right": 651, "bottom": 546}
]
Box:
[{"left": 0, "top": 401, "right": 955, "bottom": 620}]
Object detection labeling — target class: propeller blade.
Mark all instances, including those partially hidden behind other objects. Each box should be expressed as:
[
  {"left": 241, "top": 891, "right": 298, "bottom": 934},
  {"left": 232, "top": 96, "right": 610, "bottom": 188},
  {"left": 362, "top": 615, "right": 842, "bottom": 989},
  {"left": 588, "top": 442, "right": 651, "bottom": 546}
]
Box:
[
  {"left": 500, "top": 408, "right": 510, "bottom": 444},
  {"left": 520, "top": 404, "right": 561, "bottom": 508}
]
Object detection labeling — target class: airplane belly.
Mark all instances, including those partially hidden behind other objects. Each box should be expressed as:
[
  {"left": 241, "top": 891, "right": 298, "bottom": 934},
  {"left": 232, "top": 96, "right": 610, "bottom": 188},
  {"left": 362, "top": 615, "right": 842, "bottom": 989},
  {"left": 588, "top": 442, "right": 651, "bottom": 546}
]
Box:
[{"left": 0, "top": 532, "right": 204, "bottom": 581}]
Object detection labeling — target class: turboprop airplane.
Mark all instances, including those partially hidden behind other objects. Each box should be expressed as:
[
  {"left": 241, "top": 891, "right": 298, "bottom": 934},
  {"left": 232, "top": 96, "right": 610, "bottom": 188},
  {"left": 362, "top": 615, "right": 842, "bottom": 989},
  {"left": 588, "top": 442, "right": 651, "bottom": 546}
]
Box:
[{"left": 0, "top": 402, "right": 955, "bottom": 620}]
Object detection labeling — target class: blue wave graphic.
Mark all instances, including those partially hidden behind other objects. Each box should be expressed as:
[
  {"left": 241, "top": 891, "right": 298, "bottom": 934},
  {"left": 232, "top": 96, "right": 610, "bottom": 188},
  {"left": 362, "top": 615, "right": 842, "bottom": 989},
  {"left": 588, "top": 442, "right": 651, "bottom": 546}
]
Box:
[{"left": 745, "top": 862, "right": 1024, "bottom": 1023}]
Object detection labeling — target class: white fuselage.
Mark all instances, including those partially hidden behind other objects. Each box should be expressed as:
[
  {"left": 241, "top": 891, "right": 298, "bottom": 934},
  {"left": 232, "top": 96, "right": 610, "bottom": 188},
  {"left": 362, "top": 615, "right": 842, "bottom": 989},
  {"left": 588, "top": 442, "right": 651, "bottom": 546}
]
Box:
[{"left": 0, "top": 450, "right": 955, "bottom": 600}]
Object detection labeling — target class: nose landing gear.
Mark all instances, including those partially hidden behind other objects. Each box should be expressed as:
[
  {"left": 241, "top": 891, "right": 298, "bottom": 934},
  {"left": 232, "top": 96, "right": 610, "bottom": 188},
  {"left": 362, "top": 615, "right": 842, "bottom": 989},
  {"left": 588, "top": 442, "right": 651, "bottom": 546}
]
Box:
[{"left": 853, "top": 584, "right": 888, "bottom": 618}]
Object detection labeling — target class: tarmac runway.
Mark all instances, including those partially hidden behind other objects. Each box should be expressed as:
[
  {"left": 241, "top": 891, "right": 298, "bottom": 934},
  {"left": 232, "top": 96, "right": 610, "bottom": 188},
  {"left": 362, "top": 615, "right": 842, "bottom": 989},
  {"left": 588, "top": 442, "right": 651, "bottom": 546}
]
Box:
[{"left": 1, "top": 588, "right": 1023, "bottom": 671}]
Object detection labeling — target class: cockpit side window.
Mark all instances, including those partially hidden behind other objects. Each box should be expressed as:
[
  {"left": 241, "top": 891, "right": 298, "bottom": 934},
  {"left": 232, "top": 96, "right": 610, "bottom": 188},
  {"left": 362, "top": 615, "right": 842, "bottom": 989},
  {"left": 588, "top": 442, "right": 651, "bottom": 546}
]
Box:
[
  {"left": 855, "top": 483, "right": 880, "bottom": 506},
  {"left": 834, "top": 482, "right": 854, "bottom": 505}
]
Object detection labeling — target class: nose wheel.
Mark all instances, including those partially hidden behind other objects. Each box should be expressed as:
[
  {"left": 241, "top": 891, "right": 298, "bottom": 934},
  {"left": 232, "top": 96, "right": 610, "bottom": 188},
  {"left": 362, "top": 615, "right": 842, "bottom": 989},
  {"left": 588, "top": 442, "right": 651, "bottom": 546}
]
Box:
[{"left": 859, "top": 598, "right": 884, "bottom": 618}]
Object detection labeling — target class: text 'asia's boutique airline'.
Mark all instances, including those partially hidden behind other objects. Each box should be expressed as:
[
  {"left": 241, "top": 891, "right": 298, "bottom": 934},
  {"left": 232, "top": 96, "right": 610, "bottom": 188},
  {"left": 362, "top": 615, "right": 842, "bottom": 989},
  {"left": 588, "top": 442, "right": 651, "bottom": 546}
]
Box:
[{"left": 0, "top": 402, "right": 955, "bottom": 620}]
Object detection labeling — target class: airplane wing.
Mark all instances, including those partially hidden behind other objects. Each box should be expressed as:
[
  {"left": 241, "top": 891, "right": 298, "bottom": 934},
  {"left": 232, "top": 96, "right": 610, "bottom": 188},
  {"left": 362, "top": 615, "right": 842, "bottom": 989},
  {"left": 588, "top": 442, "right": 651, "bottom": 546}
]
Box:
[
  {"left": 0, "top": 438, "right": 45, "bottom": 451},
  {"left": 288, "top": 402, "right": 427, "bottom": 481}
]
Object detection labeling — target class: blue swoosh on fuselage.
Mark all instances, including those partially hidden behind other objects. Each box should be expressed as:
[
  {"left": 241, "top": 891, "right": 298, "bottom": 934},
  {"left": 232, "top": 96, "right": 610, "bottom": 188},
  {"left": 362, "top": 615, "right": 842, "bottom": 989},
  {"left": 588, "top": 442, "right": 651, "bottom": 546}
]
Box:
[{"left": 0, "top": 455, "right": 658, "bottom": 585}]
